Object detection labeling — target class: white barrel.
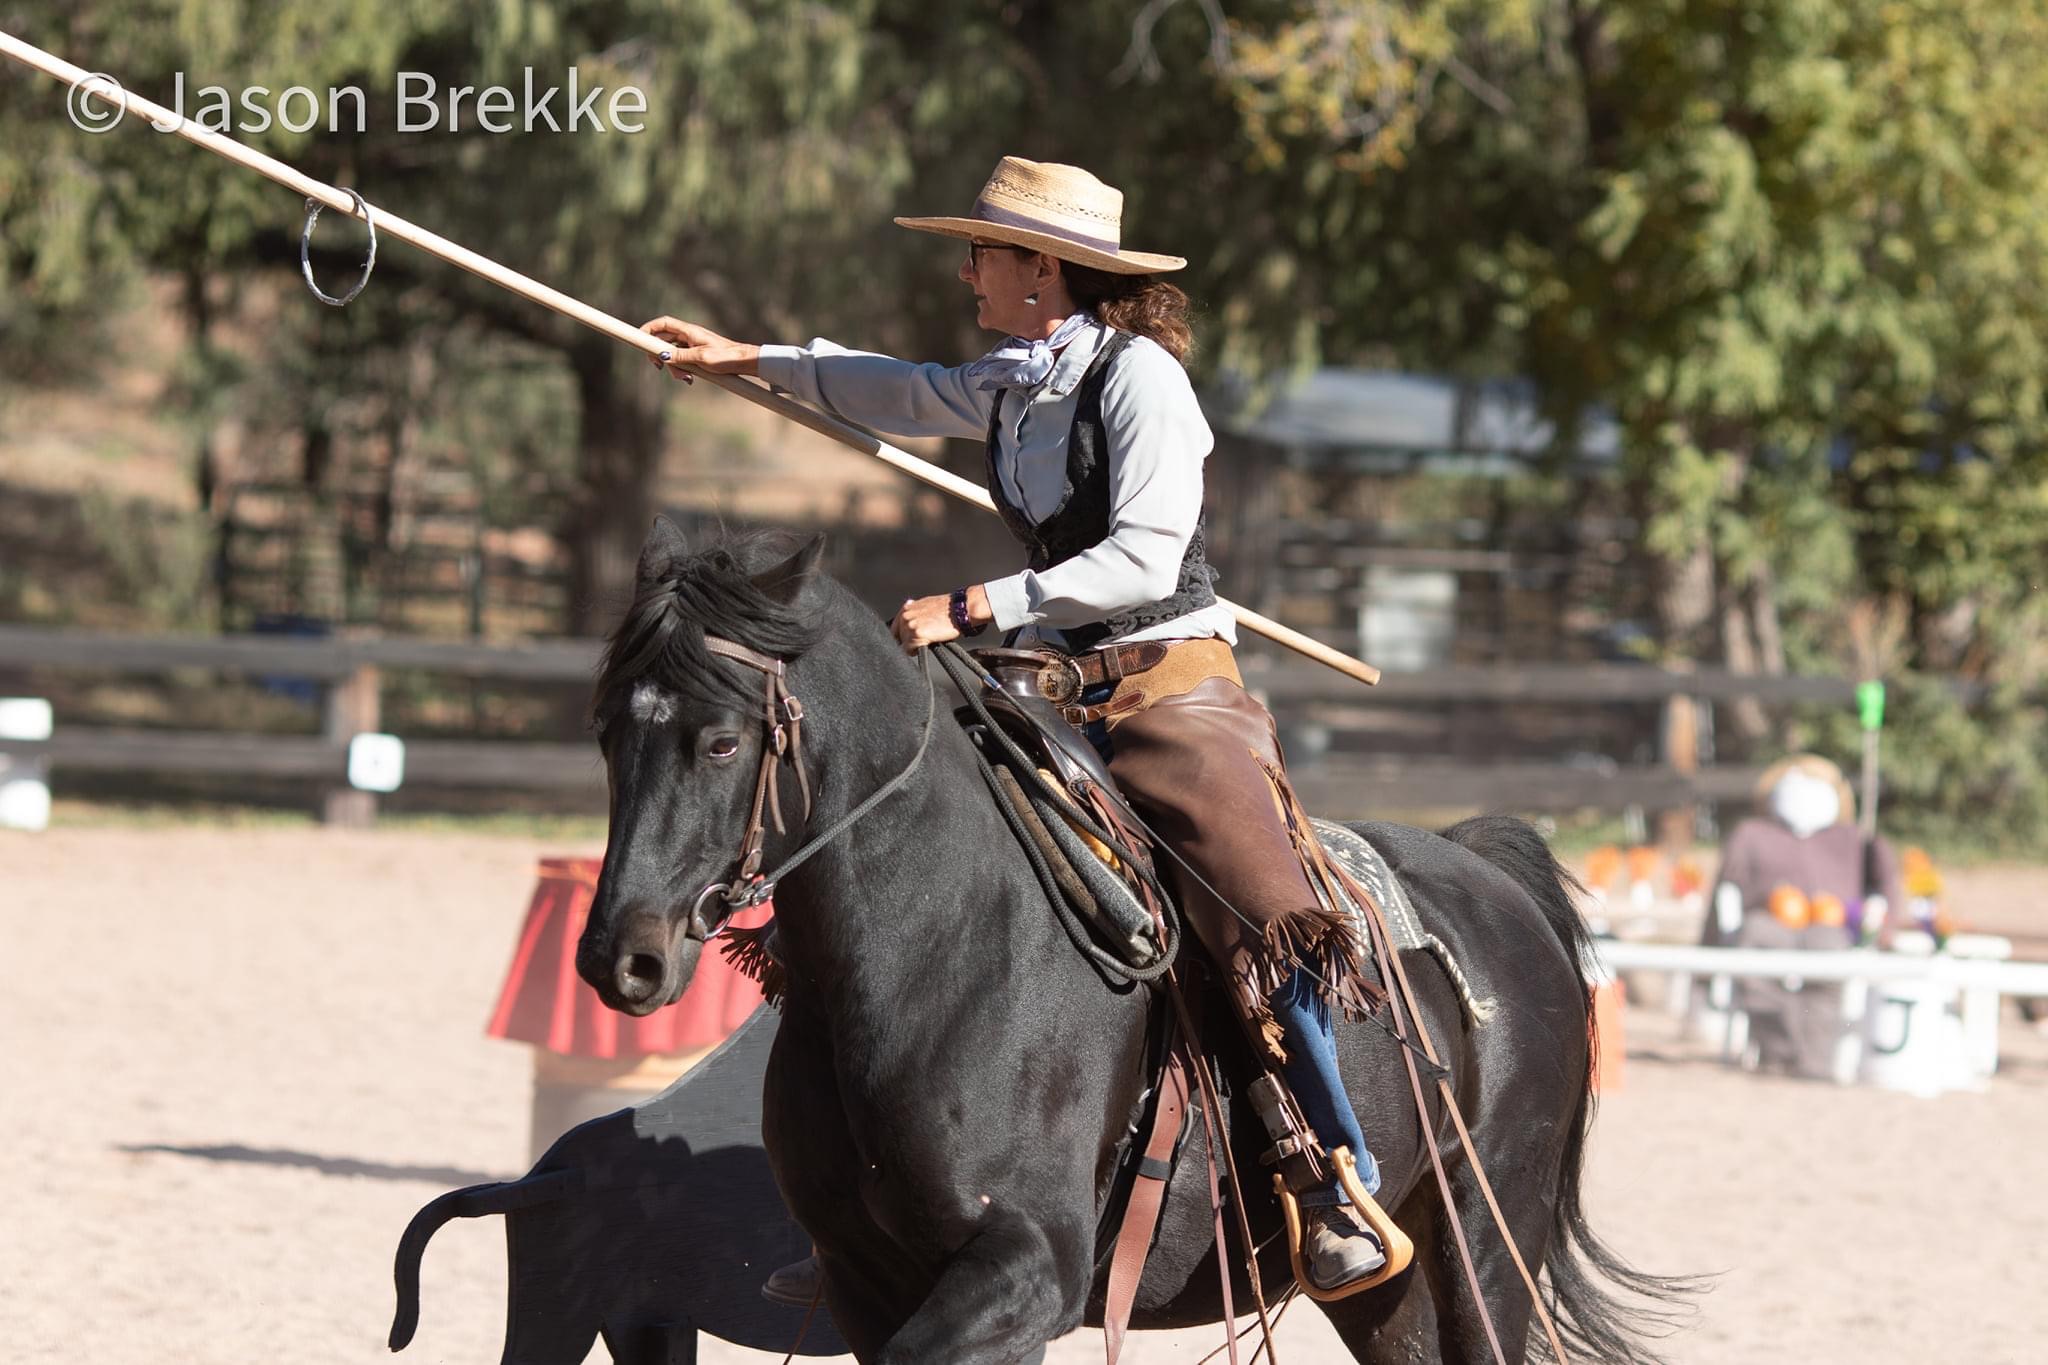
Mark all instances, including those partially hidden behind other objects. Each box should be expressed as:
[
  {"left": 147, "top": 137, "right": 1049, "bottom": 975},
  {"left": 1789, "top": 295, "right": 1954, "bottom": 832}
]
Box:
[{"left": 1858, "top": 976, "right": 1970, "bottom": 1097}]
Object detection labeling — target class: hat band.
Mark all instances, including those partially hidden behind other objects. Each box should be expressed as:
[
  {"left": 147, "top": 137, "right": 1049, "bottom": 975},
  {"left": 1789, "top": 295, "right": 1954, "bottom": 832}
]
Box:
[{"left": 971, "top": 198, "right": 1120, "bottom": 255}]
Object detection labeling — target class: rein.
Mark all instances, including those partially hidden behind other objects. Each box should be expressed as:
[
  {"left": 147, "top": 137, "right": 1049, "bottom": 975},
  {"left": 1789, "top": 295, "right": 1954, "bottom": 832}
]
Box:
[{"left": 685, "top": 639, "right": 940, "bottom": 941}]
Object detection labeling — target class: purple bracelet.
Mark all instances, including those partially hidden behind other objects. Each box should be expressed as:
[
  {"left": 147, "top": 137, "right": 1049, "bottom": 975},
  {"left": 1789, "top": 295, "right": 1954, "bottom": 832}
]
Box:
[{"left": 948, "top": 587, "right": 976, "bottom": 635}]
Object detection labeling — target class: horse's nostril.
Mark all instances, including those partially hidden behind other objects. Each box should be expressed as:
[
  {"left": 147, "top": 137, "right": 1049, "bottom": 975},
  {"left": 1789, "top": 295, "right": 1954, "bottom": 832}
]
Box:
[{"left": 617, "top": 952, "right": 665, "bottom": 999}]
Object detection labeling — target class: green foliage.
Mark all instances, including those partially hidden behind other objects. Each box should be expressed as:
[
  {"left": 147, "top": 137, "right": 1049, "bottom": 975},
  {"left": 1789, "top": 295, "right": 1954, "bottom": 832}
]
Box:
[
  {"left": 4, "top": 0, "right": 934, "bottom": 628},
  {"left": 1201, "top": 0, "right": 2048, "bottom": 845},
  {"left": 1802, "top": 673, "right": 2048, "bottom": 854},
  {"left": 5, "top": 0, "right": 2046, "bottom": 842},
  {"left": 76, "top": 488, "right": 215, "bottom": 629}
]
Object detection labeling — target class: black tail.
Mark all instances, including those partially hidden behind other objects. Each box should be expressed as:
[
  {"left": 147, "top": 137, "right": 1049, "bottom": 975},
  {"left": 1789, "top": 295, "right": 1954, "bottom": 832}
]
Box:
[
  {"left": 1441, "top": 816, "right": 1706, "bottom": 1365},
  {"left": 388, "top": 1170, "right": 580, "bottom": 1351}
]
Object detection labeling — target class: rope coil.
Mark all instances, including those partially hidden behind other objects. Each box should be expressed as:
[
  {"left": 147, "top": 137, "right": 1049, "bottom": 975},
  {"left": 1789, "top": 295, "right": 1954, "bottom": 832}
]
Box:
[{"left": 300, "top": 188, "right": 378, "bottom": 306}]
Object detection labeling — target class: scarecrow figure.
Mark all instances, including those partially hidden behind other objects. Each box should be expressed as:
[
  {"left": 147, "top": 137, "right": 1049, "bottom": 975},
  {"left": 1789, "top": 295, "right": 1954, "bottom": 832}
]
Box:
[{"left": 1705, "top": 754, "right": 1905, "bottom": 1077}]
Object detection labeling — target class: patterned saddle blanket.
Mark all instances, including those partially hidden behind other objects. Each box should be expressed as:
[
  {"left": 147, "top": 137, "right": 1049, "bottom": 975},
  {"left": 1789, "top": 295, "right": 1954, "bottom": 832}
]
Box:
[{"left": 1312, "top": 819, "right": 1497, "bottom": 1027}]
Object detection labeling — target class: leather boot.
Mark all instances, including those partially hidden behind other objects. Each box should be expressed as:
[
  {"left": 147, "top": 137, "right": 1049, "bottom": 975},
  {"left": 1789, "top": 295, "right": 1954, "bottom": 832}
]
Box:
[
  {"left": 1302, "top": 1206, "right": 1386, "bottom": 1291},
  {"left": 760, "top": 1253, "right": 821, "bottom": 1307}
]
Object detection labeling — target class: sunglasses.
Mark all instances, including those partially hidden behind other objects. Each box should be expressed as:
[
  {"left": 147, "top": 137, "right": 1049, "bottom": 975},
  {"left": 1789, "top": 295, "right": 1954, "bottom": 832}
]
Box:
[{"left": 967, "top": 240, "right": 1023, "bottom": 269}]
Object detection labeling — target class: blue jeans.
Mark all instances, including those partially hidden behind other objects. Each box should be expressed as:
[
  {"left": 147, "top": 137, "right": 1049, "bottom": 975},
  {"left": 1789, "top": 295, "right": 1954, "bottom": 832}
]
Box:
[
  {"left": 1081, "top": 682, "right": 1379, "bottom": 1209},
  {"left": 1275, "top": 966, "right": 1379, "bottom": 1207},
  {"left": 1077, "top": 681, "right": 1118, "bottom": 763}
]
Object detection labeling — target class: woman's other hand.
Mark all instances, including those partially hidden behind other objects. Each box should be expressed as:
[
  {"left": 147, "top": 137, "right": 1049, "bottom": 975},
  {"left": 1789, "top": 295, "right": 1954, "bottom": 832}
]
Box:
[
  {"left": 890, "top": 594, "right": 959, "bottom": 652},
  {"left": 642, "top": 317, "right": 761, "bottom": 381},
  {"left": 889, "top": 586, "right": 990, "bottom": 653}
]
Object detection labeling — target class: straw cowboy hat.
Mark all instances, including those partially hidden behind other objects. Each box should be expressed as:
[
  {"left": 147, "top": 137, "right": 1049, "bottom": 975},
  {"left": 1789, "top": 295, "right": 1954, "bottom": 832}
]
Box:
[
  {"left": 894, "top": 156, "right": 1186, "bottom": 276},
  {"left": 1753, "top": 753, "right": 1857, "bottom": 826}
]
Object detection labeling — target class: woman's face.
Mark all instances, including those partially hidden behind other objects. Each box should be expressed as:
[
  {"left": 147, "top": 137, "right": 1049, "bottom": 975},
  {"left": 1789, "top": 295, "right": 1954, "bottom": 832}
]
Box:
[{"left": 959, "top": 239, "right": 1047, "bottom": 333}]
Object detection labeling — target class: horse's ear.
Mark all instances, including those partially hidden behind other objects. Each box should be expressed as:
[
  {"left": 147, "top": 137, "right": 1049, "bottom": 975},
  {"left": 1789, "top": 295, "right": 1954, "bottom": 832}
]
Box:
[
  {"left": 752, "top": 533, "right": 826, "bottom": 605},
  {"left": 637, "top": 515, "right": 689, "bottom": 583}
]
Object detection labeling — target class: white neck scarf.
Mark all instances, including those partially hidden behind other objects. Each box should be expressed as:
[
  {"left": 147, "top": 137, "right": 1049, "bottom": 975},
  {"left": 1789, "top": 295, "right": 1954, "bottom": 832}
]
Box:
[{"left": 963, "top": 312, "right": 1096, "bottom": 393}]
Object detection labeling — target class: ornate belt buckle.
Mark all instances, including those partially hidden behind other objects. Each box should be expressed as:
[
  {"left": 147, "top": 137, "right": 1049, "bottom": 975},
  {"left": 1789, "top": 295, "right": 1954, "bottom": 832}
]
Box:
[{"left": 1036, "top": 654, "right": 1084, "bottom": 706}]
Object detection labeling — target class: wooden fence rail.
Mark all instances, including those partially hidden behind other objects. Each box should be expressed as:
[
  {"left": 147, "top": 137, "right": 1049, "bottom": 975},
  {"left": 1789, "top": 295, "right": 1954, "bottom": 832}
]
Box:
[
  {"left": 1, "top": 623, "right": 1869, "bottom": 828},
  {"left": 0, "top": 623, "right": 604, "bottom": 823}
]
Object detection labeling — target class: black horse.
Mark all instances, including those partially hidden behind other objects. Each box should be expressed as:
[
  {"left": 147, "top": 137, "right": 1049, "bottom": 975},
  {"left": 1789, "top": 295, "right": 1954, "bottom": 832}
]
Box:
[{"left": 577, "top": 520, "right": 1688, "bottom": 1364}]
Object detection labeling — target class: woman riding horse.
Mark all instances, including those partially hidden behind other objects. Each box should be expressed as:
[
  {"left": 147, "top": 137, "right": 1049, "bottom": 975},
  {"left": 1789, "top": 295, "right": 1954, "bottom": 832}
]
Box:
[{"left": 646, "top": 156, "right": 1388, "bottom": 1293}]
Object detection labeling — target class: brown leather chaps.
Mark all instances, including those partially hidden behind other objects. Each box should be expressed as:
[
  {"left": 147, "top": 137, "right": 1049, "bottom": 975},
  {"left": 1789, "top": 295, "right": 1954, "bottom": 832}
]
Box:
[{"left": 1098, "top": 639, "right": 1365, "bottom": 1059}]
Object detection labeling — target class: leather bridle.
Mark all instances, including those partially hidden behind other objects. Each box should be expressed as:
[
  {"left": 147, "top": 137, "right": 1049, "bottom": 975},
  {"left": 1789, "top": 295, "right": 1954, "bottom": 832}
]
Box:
[
  {"left": 682, "top": 638, "right": 939, "bottom": 943},
  {"left": 684, "top": 636, "right": 814, "bottom": 941}
]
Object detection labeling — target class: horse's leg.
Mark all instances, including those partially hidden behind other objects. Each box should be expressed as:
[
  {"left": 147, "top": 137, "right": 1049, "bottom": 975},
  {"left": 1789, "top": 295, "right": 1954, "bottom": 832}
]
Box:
[
  {"left": 871, "top": 1215, "right": 1078, "bottom": 1365},
  {"left": 1428, "top": 1146, "right": 1563, "bottom": 1364},
  {"left": 762, "top": 1023, "right": 913, "bottom": 1361},
  {"left": 1320, "top": 1190, "right": 1446, "bottom": 1363},
  {"left": 1332, "top": 989, "right": 1550, "bottom": 1361}
]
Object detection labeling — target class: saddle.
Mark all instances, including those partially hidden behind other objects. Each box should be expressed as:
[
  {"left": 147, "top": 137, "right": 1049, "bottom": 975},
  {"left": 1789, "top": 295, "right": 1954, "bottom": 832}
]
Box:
[{"left": 954, "top": 646, "right": 1170, "bottom": 970}]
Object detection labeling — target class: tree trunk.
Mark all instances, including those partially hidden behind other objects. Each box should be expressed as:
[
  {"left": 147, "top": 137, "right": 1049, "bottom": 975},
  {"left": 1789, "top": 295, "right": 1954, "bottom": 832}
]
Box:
[
  {"left": 1719, "top": 586, "right": 1769, "bottom": 748},
  {"left": 1749, "top": 564, "right": 1785, "bottom": 673},
  {"left": 1724, "top": 563, "right": 1788, "bottom": 750},
  {"left": 1641, "top": 435, "right": 1749, "bottom": 846},
  {"left": 563, "top": 341, "right": 668, "bottom": 638}
]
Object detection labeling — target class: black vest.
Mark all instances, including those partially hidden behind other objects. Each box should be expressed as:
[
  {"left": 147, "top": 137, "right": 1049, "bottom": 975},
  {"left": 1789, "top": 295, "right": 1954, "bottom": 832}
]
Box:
[{"left": 983, "top": 330, "right": 1220, "bottom": 651}]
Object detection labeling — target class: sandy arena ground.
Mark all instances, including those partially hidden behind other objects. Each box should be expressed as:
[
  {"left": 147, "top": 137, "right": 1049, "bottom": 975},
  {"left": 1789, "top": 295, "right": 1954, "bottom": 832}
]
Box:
[{"left": 4, "top": 827, "right": 2043, "bottom": 1363}]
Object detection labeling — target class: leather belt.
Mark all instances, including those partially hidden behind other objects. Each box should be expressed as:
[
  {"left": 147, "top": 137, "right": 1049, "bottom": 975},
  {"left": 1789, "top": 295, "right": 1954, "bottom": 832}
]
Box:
[{"left": 971, "top": 641, "right": 1171, "bottom": 726}]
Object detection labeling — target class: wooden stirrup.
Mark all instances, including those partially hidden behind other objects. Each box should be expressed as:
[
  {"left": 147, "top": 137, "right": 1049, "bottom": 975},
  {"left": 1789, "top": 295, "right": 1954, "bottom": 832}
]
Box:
[{"left": 1273, "top": 1146, "right": 1414, "bottom": 1302}]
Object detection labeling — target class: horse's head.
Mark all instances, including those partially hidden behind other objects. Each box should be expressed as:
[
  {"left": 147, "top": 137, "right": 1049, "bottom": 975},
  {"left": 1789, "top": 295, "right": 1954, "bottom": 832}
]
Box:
[{"left": 576, "top": 517, "right": 828, "bottom": 1015}]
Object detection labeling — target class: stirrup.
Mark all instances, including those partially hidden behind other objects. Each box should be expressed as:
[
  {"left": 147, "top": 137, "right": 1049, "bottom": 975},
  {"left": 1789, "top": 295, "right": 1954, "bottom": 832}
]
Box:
[{"left": 1273, "top": 1146, "right": 1413, "bottom": 1301}]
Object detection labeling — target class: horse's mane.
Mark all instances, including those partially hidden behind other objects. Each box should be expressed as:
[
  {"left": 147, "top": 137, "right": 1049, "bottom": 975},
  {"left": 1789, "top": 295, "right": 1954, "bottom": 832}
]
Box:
[{"left": 591, "top": 530, "right": 825, "bottom": 721}]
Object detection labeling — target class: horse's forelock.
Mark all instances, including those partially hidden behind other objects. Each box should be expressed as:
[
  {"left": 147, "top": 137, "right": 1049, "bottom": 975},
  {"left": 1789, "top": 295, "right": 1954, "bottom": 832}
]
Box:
[{"left": 592, "top": 534, "right": 824, "bottom": 722}]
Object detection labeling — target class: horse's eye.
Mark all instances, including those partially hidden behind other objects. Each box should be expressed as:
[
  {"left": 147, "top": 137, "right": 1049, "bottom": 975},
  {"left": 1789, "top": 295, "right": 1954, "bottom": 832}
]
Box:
[{"left": 706, "top": 734, "right": 741, "bottom": 761}]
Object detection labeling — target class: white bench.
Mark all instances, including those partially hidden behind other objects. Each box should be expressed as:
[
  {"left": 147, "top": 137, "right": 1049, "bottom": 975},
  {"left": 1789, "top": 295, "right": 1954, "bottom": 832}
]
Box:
[{"left": 1594, "top": 937, "right": 2048, "bottom": 1097}]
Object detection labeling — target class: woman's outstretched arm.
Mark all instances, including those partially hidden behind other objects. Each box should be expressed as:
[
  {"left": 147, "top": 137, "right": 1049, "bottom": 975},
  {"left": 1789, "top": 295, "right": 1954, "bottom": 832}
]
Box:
[{"left": 644, "top": 316, "right": 992, "bottom": 440}]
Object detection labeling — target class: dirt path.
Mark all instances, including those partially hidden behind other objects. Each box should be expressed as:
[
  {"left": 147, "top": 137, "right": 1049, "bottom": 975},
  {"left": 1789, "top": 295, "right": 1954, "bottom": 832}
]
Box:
[{"left": 3, "top": 828, "right": 2041, "bottom": 1362}]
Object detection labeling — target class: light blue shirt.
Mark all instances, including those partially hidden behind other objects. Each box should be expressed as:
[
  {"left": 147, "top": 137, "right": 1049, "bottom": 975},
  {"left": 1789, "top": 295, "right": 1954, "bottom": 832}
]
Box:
[{"left": 756, "top": 316, "right": 1236, "bottom": 647}]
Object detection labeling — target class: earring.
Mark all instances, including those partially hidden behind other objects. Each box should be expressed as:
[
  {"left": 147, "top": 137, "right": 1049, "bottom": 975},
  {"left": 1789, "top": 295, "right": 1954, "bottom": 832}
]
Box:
[{"left": 1025, "top": 292, "right": 1039, "bottom": 304}]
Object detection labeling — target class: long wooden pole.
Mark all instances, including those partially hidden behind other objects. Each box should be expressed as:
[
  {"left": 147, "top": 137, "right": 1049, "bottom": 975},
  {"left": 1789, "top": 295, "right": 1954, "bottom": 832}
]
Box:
[{"left": 1, "top": 31, "right": 1379, "bottom": 685}]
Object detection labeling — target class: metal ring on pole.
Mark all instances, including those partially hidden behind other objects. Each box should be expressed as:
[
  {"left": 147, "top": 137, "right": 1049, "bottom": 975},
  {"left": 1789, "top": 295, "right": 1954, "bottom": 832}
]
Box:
[{"left": 300, "top": 188, "right": 378, "bottom": 306}]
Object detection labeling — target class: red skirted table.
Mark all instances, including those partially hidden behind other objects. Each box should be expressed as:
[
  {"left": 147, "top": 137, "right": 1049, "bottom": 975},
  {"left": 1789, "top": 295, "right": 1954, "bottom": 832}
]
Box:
[{"left": 487, "top": 856, "right": 771, "bottom": 1156}]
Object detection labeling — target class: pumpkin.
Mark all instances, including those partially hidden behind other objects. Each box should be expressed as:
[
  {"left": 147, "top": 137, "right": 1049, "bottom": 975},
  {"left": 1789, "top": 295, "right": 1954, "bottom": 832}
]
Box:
[
  {"left": 1768, "top": 885, "right": 1811, "bottom": 930},
  {"left": 1584, "top": 845, "right": 1622, "bottom": 891},
  {"left": 1625, "top": 846, "right": 1661, "bottom": 886}
]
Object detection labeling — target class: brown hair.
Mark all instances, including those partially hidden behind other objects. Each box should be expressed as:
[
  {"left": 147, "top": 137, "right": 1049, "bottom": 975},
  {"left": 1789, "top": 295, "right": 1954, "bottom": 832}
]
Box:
[{"left": 1060, "top": 262, "right": 1194, "bottom": 365}]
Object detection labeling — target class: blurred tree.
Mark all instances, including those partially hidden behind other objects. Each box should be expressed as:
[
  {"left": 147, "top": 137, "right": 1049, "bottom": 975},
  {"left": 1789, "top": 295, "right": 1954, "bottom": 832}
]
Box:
[
  {"left": 6, "top": 0, "right": 2045, "bottom": 835},
  {"left": 1, "top": 0, "right": 920, "bottom": 630},
  {"left": 1188, "top": 0, "right": 2048, "bottom": 839}
]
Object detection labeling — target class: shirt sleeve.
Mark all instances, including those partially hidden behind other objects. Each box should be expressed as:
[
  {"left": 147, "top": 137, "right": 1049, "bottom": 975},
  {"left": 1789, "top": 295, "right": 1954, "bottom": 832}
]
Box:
[
  {"left": 756, "top": 338, "right": 993, "bottom": 440},
  {"left": 982, "top": 339, "right": 1215, "bottom": 633},
  {"left": 1713, "top": 822, "right": 1758, "bottom": 911}
]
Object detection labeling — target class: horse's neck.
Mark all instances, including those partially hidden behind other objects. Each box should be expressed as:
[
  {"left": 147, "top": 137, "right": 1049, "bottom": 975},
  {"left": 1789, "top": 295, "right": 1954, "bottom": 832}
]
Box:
[{"left": 770, "top": 646, "right": 1054, "bottom": 1030}]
